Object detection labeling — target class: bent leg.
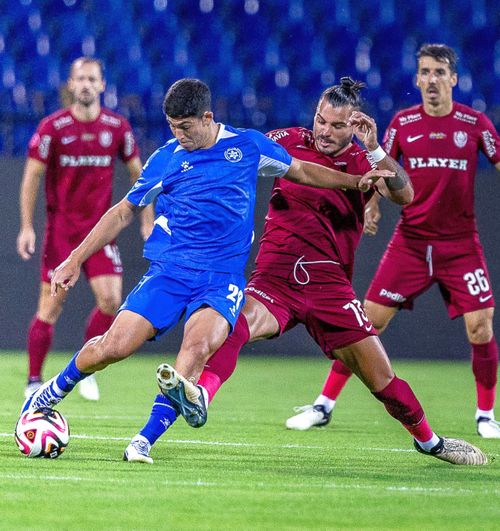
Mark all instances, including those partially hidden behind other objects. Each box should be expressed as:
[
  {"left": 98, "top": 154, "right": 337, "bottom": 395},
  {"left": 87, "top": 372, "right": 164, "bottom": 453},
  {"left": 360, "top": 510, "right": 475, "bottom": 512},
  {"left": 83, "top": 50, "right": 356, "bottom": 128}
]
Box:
[
  {"left": 334, "top": 336, "right": 437, "bottom": 446},
  {"left": 363, "top": 300, "right": 398, "bottom": 334}
]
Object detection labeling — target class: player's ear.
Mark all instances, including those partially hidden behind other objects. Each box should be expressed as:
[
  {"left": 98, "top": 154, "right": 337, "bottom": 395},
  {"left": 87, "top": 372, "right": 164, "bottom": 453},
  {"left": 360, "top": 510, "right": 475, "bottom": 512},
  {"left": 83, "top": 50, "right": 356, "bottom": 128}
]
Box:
[
  {"left": 202, "top": 111, "right": 213, "bottom": 125},
  {"left": 450, "top": 73, "right": 458, "bottom": 88}
]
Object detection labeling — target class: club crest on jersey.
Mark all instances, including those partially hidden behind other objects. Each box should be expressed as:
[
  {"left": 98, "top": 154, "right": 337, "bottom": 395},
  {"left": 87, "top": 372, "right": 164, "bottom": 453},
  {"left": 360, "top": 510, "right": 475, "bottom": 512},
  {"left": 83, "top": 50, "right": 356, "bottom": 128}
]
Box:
[
  {"left": 224, "top": 147, "right": 243, "bottom": 163},
  {"left": 453, "top": 131, "right": 468, "bottom": 148},
  {"left": 181, "top": 161, "right": 193, "bottom": 172},
  {"left": 99, "top": 130, "right": 113, "bottom": 147}
]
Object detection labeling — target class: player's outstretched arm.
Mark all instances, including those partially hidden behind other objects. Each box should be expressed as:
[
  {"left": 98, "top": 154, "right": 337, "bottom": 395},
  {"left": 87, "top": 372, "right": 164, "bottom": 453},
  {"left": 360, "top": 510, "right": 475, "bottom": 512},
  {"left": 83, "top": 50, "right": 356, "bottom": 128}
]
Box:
[
  {"left": 51, "top": 198, "right": 139, "bottom": 295},
  {"left": 349, "top": 111, "right": 413, "bottom": 205},
  {"left": 363, "top": 194, "right": 381, "bottom": 236},
  {"left": 126, "top": 157, "right": 155, "bottom": 240},
  {"left": 284, "top": 158, "right": 395, "bottom": 191},
  {"left": 17, "top": 158, "right": 46, "bottom": 260}
]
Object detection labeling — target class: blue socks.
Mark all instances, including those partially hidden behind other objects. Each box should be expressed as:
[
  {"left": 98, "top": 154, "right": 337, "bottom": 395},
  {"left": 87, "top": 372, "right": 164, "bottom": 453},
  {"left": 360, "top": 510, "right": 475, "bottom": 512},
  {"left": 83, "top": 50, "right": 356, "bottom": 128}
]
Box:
[
  {"left": 55, "top": 351, "right": 91, "bottom": 393},
  {"left": 139, "top": 394, "right": 178, "bottom": 444}
]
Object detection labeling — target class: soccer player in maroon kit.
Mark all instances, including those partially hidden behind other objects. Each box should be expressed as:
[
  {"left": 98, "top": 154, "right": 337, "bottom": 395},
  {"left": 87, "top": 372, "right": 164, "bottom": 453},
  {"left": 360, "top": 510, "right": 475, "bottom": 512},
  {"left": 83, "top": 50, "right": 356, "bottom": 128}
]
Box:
[
  {"left": 17, "top": 57, "right": 152, "bottom": 401},
  {"left": 125, "top": 77, "right": 487, "bottom": 465},
  {"left": 287, "top": 44, "right": 500, "bottom": 439}
]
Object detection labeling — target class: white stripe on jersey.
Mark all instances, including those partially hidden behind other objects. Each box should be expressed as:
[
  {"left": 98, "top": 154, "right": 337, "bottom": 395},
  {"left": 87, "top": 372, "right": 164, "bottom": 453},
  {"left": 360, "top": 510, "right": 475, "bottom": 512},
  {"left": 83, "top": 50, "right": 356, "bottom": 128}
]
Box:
[{"left": 258, "top": 154, "right": 290, "bottom": 178}]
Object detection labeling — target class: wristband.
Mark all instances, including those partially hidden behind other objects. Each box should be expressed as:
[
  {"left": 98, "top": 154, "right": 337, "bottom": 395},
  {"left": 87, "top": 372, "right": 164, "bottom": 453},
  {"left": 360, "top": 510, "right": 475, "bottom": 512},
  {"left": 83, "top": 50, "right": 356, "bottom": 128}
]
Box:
[{"left": 368, "top": 145, "right": 386, "bottom": 163}]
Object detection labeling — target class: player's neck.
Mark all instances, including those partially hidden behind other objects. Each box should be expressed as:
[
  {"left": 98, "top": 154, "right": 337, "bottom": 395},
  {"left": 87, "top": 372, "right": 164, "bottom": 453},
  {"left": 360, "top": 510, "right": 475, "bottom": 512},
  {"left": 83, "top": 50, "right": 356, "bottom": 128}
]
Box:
[
  {"left": 422, "top": 100, "right": 454, "bottom": 117},
  {"left": 70, "top": 102, "right": 102, "bottom": 122},
  {"left": 202, "top": 122, "right": 221, "bottom": 149}
]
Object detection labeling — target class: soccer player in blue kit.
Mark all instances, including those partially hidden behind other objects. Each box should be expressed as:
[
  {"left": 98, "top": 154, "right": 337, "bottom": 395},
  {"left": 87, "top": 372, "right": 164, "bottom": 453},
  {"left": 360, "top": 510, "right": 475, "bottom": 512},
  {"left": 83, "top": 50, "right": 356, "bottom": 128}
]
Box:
[{"left": 20, "top": 79, "right": 392, "bottom": 455}]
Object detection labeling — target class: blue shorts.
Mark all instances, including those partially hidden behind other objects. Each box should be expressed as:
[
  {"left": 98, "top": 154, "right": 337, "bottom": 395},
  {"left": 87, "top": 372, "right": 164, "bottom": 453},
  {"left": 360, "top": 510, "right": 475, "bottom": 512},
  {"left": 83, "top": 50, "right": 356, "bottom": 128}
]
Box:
[{"left": 120, "top": 261, "right": 246, "bottom": 340}]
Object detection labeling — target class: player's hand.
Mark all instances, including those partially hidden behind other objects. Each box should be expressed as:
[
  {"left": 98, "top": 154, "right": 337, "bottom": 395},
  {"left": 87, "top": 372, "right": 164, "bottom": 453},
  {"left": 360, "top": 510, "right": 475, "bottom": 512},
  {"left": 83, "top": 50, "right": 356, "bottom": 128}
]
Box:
[
  {"left": 364, "top": 201, "right": 381, "bottom": 236},
  {"left": 50, "top": 256, "right": 82, "bottom": 296},
  {"left": 348, "top": 111, "right": 379, "bottom": 150},
  {"left": 357, "top": 169, "right": 395, "bottom": 192},
  {"left": 17, "top": 227, "right": 36, "bottom": 260}
]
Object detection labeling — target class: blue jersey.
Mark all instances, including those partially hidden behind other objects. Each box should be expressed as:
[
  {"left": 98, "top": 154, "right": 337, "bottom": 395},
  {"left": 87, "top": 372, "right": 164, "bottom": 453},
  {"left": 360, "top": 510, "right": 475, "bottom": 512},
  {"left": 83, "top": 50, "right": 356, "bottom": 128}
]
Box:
[{"left": 126, "top": 124, "right": 292, "bottom": 273}]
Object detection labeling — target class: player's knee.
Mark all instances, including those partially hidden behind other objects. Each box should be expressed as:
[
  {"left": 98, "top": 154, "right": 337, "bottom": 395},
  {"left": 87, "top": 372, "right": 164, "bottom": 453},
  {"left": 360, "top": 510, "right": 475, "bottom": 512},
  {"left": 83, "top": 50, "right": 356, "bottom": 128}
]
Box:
[
  {"left": 466, "top": 320, "right": 493, "bottom": 344},
  {"left": 182, "top": 337, "right": 213, "bottom": 363},
  {"left": 97, "top": 295, "right": 121, "bottom": 315},
  {"left": 89, "top": 333, "right": 131, "bottom": 365},
  {"left": 363, "top": 301, "right": 390, "bottom": 333}
]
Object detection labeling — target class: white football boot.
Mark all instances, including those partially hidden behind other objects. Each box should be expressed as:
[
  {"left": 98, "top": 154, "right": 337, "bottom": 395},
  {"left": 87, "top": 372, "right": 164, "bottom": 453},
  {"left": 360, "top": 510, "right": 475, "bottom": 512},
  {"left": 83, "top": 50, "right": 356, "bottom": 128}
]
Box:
[
  {"left": 285, "top": 405, "right": 331, "bottom": 430},
  {"left": 123, "top": 436, "right": 153, "bottom": 464},
  {"left": 78, "top": 374, "right": 100, "bottom": 401},
  {"left": 477, "top": 417, "right": 500, "bottom": 439}
]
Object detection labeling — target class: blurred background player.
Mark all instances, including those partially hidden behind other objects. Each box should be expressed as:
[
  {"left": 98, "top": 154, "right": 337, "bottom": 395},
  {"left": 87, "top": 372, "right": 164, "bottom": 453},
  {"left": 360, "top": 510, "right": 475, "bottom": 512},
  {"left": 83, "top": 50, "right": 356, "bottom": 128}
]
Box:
[
  {"left": 17, "top": 57, "right": 152, "bottom": 400},
  {"left": 286, "top": 44, "right": 500, "bottom": 439},
  {"left": 126, "top": 78, "right": 486, "bottom": 467}
]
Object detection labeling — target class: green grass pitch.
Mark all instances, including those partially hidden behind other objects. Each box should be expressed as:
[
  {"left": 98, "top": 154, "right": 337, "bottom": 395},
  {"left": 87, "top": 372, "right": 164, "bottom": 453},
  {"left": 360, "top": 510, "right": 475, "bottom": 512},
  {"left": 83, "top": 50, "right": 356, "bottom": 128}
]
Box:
[{"left": 0, "top": 351, "right": 498, "bottom": 530}]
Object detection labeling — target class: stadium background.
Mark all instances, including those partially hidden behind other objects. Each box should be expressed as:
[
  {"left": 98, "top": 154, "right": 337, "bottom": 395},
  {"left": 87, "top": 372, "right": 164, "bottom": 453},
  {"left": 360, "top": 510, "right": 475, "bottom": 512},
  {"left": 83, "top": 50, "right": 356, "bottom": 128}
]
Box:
[{"left": 1, "top": 0, "right": 499, "bottom": 360}]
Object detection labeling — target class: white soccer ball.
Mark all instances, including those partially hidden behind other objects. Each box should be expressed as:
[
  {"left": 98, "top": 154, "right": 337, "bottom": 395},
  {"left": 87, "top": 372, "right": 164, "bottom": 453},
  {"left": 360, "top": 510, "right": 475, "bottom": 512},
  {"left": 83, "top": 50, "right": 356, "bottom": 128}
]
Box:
[{"left": 15, "top": 408, "right": 70, "bottom": 458}]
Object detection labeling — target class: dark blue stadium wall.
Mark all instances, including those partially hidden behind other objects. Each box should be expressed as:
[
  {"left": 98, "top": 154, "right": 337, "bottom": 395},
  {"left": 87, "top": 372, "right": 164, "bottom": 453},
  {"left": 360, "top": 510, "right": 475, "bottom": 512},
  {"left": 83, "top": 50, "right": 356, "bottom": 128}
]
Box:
[{"left": 1, "top": 157, "right": 499, "bottom": 360}]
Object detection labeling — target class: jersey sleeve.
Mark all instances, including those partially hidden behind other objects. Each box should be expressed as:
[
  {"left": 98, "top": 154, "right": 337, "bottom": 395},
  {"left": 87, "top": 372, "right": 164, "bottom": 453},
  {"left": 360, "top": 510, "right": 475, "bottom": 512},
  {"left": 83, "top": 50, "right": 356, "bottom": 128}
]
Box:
[
  {"left": 247, "top": 129, "right": 292, "bottom": 177},
  {"left": 27, "top": 118, "right": 55, "bottom": 164},
  {"left": 118, "top": 118, "right": 140, "bottom": 162},
  {"left": 382, "top": 115, "right": 401, "bottom": 160},
  {"left": 477, "top": 113, "right": 500, "bottom": 164},
  {"left": 125, "top": 147, "right": 167, "bottom": 206}
]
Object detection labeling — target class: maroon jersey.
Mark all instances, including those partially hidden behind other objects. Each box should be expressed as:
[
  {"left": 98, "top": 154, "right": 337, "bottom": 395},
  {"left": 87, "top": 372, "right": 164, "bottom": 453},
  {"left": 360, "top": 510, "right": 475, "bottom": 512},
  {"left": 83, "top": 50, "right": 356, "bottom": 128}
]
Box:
[
  {"left": 28, "top": 108, "right": 139, "bottom": 242},
  {"left": 258, "top": 127, "right": 374, "bottom": 274},
  {"left": 383, "top": 102, "right": 500, "bottom": 239}
]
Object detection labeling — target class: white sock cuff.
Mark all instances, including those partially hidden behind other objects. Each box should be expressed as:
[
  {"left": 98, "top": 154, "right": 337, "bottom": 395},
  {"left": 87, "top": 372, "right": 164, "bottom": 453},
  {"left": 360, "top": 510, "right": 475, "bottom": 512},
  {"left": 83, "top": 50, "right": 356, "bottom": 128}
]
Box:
[{"left": 313, "top": 395, "right": 336, "bottom": 413}]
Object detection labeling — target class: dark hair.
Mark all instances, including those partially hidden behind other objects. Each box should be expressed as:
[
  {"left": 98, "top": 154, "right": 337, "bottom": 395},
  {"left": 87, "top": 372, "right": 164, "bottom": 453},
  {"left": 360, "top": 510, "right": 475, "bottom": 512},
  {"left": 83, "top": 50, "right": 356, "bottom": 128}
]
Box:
[
  {"left": 319, "top": 77, "right": 366, "bottom": 110},
  {"left": 163, "top": 78, "right": 211, "bottom": 118},
  {"left": 417, "top": 44, "right": 458, "bottom": 74},
  {"left": 70, "top": 57, "right": 105, "bottom": 79}
]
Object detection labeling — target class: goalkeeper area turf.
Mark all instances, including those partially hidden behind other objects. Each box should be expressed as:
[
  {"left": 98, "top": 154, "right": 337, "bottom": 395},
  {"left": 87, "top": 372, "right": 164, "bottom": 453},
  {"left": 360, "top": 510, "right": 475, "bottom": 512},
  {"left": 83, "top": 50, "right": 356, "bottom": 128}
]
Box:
[{"left": 0, "top": 351, "right": 498, "bottom": 530}]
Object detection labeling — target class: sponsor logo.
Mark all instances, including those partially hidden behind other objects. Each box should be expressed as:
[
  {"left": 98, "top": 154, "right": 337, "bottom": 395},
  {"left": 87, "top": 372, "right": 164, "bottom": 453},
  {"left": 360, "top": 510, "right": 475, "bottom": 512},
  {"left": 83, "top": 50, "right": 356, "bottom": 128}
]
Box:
[
  {"left": 379, "top": 289, "right": 406, "bottom": 303},
  {"left": 38, "top": 134, "right": 52, "bottom": 159},
  {"left": 268, "top": 130, "right": 289, "bottom": 142},
  {"left": 181, "top": 160, "right": 193, "bottom": 172},
  {"left": 99, "top": 130, "right": 112, "bottom": 147},
  {"left": 124, "top": 131, "right": 135, "bottom": 157},
  {"left": 383, "top": 127, "right": 397, "bottom": 153},
  {"left": 333, "top": 161, "right": 347, "bottom": 166},
  {"left": 481, "top": 130, "right": 496, "bottom": 157},
  {"left": 453, "top": 131, "right": 468, "bottom": 148},
  {"left": 408, "top": 157, "right": 468, "bottom": 170},
  {"left": 398, "top": 113, "right": 422, "bottom": 126},
  {"left": 429, "top": 132, "right": 447, "bottom": 140},
  {"left": 453, "top": 111, "right": 477, "bottom": 125},
  {"left": 407, "top": 134, "right": 424, "bottom": 143},
  {"left": 59, "top": 155, "right": 112, "bottom": 167},
  {"left": 224, "top": 147, "right": 243, "bottom": 162},
  {"left": 61, "top": 135, "right": 77, "bottom": 145},
  {"left": 81, "top": 133, "right": 95, "bottom": 141},
  {"left": 53, "top": 115, "right": 73, "bottom": 129},
  {"left": 245, "top": 286, "right": 274, "bottom": 303},
  {"left": 100, "top": 114, "right": 121, "bottom": 127},
  {"left": 479, "top": 294, "right": 493, "bottom": 303}
]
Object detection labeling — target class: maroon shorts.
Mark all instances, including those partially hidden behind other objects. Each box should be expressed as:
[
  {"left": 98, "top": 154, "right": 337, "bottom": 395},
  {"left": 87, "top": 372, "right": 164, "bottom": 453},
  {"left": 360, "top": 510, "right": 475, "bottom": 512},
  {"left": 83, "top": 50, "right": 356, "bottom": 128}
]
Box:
[
  {"left": 365, "top": 230, "right": 495, "bottom": 319},
  {"left": 245, "top": 256, "right": 377, "bottom": 358},
  {"left": 41, "top": 233, "right": 123, "bottom": 283}
]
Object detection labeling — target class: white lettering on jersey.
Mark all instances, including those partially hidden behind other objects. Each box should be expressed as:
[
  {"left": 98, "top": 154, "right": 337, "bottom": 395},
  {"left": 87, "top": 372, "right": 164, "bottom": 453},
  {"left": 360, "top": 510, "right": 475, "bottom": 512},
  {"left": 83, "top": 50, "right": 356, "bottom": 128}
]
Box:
[
  {"left": 379, "top": 289, "right": 406, "bottom": 302},
  {"left": 268, "top": 130, "right": 289, "bottom": 142},
  {"left": 453, "top": 111, "right": 477, "bottom": 125},
  {"left": 384, "top": 127, "right": 397, "bottom": 153},
  {"left": 398, "top": 113, "right": 422, "bottom": 126},
  {"left": 482, "top": 130, "right": 496, "bottom": 157},
  {"left": 100, "top": 114, "right": 122, "bottom": 127},
  {"left": 408, "top": 157, "right": 468, "bottom": 170},
  {"left": 39, "top": 135, "right": 52, "bottom": 159},
  {"left": 124, "top": 131, "right": 135, "bottom": 157},
  {"left": 59, "top": 155, "right": 112, "bottom": 167},
  {"left": 53, "top": 115, "right": 74, "bottom": 130}
]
